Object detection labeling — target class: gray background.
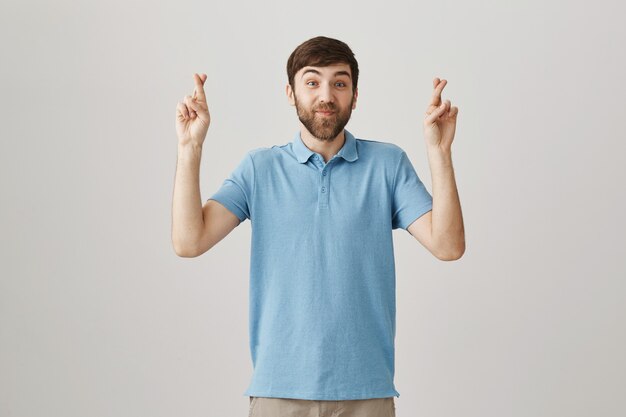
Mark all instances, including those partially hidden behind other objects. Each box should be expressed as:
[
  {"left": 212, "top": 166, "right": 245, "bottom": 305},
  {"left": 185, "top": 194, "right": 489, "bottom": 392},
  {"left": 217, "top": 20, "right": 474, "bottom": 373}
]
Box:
[{"left": 1, "top": 0, "right": 625, "bottom": 416}]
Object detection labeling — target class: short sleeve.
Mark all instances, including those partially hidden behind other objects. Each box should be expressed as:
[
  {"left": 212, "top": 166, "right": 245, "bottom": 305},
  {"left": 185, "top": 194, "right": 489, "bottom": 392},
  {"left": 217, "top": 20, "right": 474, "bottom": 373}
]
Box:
[
  {"left": 391, "top": 151, "right": 433, "bottom": 230},
  {"left": 207, "top": 152, "right": 255, "bottom": 223}
]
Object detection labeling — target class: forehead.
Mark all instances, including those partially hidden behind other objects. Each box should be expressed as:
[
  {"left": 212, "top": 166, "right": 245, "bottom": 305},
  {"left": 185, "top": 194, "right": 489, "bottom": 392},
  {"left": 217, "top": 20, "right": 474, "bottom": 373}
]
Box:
[{"left": 297, "top": 64, "right": 352, "bottom": 80}]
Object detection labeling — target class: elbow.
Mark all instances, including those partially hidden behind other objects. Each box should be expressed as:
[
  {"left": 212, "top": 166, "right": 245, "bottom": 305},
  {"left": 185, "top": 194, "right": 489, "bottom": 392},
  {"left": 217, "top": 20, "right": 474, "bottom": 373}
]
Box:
[
  {"left": 172, "top": 239, "right": 200, "bottom": 258},
  {"left": 174, "top": 248, "right": 198, "bottom": 258},
  {"left": 173, "top": 246, "right": 198, "bottom": 258},
  {"left": 436, "top": 251, "right": 464, "bottom": 261},
  {"left": 434, "top": 243, "right": 465, "bottom": 262}
]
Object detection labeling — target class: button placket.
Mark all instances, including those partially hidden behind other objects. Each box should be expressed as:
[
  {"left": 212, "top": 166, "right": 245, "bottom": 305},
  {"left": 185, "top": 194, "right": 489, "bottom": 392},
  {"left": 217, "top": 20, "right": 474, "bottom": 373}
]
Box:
[{"left": 318, "top": 157, "right": 331, "bottom": 209}]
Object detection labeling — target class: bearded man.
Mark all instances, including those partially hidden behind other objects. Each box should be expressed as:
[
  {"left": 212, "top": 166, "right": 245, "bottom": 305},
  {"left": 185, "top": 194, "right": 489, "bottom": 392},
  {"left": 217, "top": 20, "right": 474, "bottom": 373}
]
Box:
[{"left": 172, "top": 35, "right": 465, "bottom": 417}]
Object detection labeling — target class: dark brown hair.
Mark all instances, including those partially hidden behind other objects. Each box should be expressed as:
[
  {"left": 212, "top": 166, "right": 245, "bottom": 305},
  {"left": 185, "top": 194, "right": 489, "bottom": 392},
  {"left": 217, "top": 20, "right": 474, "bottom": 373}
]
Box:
[{"left": 286, "top": 36, "right": 359, "bottom": 94}]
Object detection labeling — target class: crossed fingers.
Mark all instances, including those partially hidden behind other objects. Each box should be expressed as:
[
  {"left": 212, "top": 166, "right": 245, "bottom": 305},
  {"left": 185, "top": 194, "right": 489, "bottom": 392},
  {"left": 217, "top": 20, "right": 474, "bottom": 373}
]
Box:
[
  {"left": 430, "top": 77, "right": 448, "bottom": 108},
  {"left": 425, "top": 76, "right": 458, "bottom": 121},
  {"left": 192, "top": 73, "right": 207, "bottom": 102}
]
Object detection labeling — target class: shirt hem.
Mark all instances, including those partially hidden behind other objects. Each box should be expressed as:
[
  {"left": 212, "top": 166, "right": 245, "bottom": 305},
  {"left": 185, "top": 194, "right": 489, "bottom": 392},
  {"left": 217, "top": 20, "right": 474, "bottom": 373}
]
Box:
[
  {"left": 401, "top": 202, "right": 433, "bottom": 230},
  {"left": 206, "top": 197, "right": 247, "bottom": 222},
  {"left": 243, "top": 389, "right": 400, "bottom": 401}
]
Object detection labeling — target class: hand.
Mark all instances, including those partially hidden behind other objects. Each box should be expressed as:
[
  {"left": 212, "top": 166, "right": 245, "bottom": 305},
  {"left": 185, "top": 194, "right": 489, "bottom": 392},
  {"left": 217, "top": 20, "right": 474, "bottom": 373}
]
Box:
[
  {"left": 423, "top": 77, "right": 459, "bottom": 152},
  {"left": 176, "top": 73, "right": 210, "bottom": 147}
]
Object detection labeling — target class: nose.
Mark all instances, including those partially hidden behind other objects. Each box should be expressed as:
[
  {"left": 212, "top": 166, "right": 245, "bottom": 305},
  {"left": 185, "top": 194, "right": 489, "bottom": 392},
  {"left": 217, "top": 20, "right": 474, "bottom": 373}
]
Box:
[{"left": 318, "top": 82, "right": 333, "bottom": 104}]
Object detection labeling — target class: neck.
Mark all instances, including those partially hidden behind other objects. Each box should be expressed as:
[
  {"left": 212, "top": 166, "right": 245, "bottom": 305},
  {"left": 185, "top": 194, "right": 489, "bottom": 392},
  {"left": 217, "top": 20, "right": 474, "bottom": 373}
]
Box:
[{"left": 300, "top": 128, "right": 346, "bottom": 163}]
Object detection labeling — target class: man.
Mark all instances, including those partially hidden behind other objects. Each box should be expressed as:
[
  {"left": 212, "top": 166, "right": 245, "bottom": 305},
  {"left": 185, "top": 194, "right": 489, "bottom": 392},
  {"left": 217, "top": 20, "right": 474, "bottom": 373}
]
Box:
[{"left": 172, "top": 36, "right": 464, "bottom": 417}]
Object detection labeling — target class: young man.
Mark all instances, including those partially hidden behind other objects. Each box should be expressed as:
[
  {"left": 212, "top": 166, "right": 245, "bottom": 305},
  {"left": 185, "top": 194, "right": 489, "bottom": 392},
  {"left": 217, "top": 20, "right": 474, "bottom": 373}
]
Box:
[{"left": 172, "top": 36, "right": 464, "bottom": 417}]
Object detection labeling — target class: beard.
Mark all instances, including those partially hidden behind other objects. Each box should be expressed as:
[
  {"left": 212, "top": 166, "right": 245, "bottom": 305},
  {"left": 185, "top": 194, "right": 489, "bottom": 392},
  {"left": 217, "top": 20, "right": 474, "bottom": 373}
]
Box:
[{"left": 294, "top": 95, "right": 354, "bottom": 142}]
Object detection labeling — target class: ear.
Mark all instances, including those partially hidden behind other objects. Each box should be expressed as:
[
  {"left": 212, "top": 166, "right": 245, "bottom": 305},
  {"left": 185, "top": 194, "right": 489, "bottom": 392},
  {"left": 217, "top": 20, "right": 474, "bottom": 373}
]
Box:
[
  {"left": 352, "top": 87, "right": 358, "bottom": 110},
  {"left": 286, "top": 84, "right": 295, "bottom": 106}
]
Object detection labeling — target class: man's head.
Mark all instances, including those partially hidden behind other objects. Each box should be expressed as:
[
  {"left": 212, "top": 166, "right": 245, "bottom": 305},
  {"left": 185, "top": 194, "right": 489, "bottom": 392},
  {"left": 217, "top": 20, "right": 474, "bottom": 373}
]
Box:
[{"left": 286, "top": 36, "right": 359, "bottom": 142}]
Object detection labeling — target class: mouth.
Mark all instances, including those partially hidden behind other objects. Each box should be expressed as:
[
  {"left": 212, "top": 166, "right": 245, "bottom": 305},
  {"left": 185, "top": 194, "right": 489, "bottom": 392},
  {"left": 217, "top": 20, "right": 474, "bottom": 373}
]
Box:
[{"left": 316, "top": 111, "right": 335, "bottom": 116}]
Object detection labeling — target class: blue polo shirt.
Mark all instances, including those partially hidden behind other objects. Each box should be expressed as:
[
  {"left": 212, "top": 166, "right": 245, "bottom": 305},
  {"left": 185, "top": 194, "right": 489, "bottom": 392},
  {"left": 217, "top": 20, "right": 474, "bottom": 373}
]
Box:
[{"left": 208, "top": 129, "right": 433, "bottom": 400}]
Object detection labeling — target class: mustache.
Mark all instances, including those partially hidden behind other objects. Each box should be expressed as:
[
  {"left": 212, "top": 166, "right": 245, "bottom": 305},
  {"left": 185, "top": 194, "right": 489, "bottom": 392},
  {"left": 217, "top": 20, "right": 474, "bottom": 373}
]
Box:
[{"left": 314, "top": 104, "right": 336, "bottom": 112}]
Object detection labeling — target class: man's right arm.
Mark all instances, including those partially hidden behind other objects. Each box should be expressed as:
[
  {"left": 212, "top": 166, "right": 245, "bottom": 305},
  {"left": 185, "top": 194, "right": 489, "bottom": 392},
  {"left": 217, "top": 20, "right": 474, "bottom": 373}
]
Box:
[
  {"left": 172, "top": 72, "right": 241, "bottom": 257},
  {"left": 171, "top": 144, "right": 240, "bottom": 257}
]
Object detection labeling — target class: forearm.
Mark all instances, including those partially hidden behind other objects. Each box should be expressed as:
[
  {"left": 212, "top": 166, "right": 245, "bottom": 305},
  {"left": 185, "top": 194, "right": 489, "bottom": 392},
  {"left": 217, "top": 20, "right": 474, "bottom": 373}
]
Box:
[
  {"left": 426, "top": 146, "right": 465, "bottom": 259},
  {"left": 172, "top": 143, "right": 204, "bottom": 256}
]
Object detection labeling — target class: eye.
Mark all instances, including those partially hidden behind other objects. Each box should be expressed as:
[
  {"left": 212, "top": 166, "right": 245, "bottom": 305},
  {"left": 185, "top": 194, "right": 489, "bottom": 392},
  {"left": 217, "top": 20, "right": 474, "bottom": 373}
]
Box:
[
  {"left": 306, "top": 81, "right": 318, "bottom": 86},
  {"left": 336, "top": 81, "right": 347, "bottom": 87}
]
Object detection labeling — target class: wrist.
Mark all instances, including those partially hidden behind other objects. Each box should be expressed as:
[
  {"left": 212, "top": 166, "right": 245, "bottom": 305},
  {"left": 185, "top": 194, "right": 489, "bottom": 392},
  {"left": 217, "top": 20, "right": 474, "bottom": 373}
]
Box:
[
  {"left": 178, "top": 141, "right": 203, "bottom": 152},
  {"left": 426, "top": 145, "right": 452, "bottom": 159},
  {"left": 177, "top": 142, "right": 203, "bottom": 159}
]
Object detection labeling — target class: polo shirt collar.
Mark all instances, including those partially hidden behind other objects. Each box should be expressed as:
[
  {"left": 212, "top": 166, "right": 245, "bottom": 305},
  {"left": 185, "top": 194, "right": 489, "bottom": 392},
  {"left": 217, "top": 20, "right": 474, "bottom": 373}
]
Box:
[{"left": 292, "top": 129, "right": 359, "bottom": 163}]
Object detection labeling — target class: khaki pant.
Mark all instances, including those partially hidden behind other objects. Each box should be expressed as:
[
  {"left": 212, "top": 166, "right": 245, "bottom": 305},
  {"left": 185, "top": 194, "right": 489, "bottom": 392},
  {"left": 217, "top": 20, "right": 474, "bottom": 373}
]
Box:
[{"left": 248, "top": 396, "right": 396, "bottom": 417}]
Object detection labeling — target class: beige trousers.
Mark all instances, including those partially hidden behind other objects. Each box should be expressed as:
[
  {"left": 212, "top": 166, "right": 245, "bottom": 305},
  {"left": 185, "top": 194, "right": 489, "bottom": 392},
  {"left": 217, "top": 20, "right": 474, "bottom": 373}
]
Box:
[{"left": 248, "top": 396, "right": 396, "bottom": 417}]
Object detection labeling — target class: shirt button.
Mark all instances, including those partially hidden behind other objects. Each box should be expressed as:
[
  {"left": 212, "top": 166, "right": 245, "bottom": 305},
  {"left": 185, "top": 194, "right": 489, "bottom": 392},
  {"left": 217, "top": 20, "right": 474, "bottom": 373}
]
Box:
[
  {"left": 321, "top": 186, "right": 326, "bottom": 192},
  {"left": 322, "top": 170, "right": 327, "bottom": 175}
]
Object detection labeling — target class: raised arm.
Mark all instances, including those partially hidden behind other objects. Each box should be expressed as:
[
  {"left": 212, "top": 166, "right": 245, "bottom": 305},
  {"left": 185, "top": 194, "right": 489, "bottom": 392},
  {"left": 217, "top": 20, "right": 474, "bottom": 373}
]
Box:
[
  {"left": 408, "top": 77, "right": 464, "bottom": 260},
  {"left": 171, "top": 73, "right": 239, "bottom": 257}
]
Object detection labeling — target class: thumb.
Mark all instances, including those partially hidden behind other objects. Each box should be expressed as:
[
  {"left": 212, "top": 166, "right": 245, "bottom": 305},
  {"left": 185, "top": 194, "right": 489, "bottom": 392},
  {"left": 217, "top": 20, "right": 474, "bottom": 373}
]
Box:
[
  {"left": 425, "top": 102, "right": 447, "bottom": 124},
  {"left": 187, "top": 97, "right": 204, "bottom": 112},
  {"left": 186, "top": 97, "right": 209, "bottom": 123}
]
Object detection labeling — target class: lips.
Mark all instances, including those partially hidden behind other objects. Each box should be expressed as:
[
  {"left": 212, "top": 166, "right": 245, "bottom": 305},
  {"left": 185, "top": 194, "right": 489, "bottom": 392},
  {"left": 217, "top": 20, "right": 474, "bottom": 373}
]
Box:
[{"left": 316, "top": 111, "right": 335, "bottom": 116}]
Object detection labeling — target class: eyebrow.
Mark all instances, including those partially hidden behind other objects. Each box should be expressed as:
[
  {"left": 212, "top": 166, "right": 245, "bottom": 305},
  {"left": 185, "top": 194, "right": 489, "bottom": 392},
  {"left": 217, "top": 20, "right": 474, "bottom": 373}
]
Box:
[{"left": 300, "top": 68, "right": 352, "bottom": 79}]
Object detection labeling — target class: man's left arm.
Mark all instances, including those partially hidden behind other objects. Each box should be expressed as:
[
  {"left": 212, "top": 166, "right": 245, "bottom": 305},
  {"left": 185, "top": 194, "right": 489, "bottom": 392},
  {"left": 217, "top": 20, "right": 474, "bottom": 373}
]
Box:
[
  {"left": 407, "top": 77, "right": 465, "bottom": 261},
  {"left": 408, "top": 148, "right": 465, "bottom": 260}
]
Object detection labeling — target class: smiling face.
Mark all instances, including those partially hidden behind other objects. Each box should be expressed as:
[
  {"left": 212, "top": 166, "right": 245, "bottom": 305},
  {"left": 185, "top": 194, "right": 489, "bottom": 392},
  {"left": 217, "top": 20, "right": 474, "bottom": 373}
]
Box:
[{"left": 286, "top": 63, "right": 358, "bottom": 142}]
